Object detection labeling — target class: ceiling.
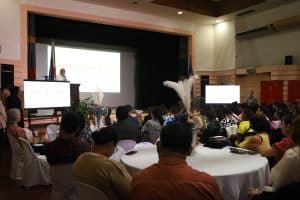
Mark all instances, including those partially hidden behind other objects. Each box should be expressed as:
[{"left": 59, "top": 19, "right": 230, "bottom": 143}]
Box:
[{"left": 74, "top": 0, "right": 299, "bottom": 24}]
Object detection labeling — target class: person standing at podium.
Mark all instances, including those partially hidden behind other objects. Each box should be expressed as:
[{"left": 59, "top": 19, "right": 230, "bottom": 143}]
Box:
[{"left": 56, "top": 68, "right": 67, "bottom": 81}]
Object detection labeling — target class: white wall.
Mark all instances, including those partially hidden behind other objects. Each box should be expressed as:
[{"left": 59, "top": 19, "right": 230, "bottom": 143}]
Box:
[
  {"left": 236, "top": 1, "right": 300, "bottom": 67},
  {"left": 214, "top": 19, "right": 236, "bottom": 70},
  {"left": 36, "top": 43, "right": 48, "bottom": 80},
  {"left": 0, "top": 0, "right": 21, "bottom": 60},
  {"left": 194, "top": 24, "right": 214, "bottom": 71}
]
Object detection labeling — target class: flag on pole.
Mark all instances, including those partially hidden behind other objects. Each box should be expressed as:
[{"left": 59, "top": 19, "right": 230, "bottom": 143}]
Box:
[
  {"left": 48, "top": 41, "right": 56, "bottom": 80},
  {"left": 187, "top": 57, "right": 193, "bottom": 77},
  {"left": 28, "top": 13, "right": 36, "bottom": 80}
]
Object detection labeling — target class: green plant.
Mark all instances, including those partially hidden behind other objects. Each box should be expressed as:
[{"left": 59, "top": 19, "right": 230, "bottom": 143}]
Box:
[{"left": 70, "top": 97, "right": 92, "bottom": 121}]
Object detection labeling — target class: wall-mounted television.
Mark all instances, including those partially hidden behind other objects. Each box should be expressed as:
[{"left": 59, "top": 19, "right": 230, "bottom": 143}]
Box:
[
  {"left": 24, "top": 80, "right": 71, "bottom": 109},
  {"left": 205, "top": 85, "right": 240, "bottom": 104}
]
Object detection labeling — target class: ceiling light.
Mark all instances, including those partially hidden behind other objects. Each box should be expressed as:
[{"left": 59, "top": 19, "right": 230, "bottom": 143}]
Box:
[
  {"left": 216, "top": 19, "right": 223, "bottom": 23},
  {"left": 177, "top": 11, "right": 183, "bottom": 15}
]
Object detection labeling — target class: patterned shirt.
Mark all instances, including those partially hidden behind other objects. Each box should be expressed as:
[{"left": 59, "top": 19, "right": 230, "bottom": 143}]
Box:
[
  {"left": 45, "top": 137, "right": 90, "bottom": 165},
  {"left": 141, "top": 120, "right": 162, "bottom": 144}
]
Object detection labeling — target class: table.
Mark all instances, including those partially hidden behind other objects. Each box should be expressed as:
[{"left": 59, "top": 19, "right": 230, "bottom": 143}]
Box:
[{"left": 121, "top": 145, "right": 271, "bottom": 200}]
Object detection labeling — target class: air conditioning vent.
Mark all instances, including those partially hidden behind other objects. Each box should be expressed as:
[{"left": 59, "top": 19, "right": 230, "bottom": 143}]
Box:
[{"left": 236, "top": 25, "right": 275, "bottom": 39}]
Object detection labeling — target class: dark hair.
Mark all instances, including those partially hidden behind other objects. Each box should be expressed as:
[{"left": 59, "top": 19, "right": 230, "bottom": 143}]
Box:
[
  {"left": 160, "top": 122, "right": 192, "bottom": 154},
  {"left": 92, "top": 126, "right": 118, "bottom": 145},
  {"left": 116, "top": 106, "right": 129, "bottom": 121},
  {"left": 250, "top": 114, "right": 270, "bottom": 133},
  {"left": 10, "top": 86, "right": 20, "bottom": 96},
  {"left": 105, "top": 107, "right": 112, "bottom": 126},
  {"left": 292, "top": 117, "right": 300, "bottom": 145},
  {"left": 151, "top": 107, "right": 164, "bottom": 125},
  {"left": 124, "top": 105, "right": 132, "bottom": 113},
  {"left": 60, "top": 112, "right": 79, "bottom": 134},
  {"left": 282, "top": 114, "right": 295, "bottom": 126},
  {"left": 76, "top": 112, "right": 85, "bottom": 130}
]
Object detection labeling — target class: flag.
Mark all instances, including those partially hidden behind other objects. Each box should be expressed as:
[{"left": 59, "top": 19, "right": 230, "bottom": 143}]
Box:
[
  {"left": 28, "top": 13, "right": 36, "bottom": 80},
  {"left": 187, "top": 57, "right": 193, "bottom": 77},
  {"left": 49, "top": 41, "right": 56, "bottom": 80}
]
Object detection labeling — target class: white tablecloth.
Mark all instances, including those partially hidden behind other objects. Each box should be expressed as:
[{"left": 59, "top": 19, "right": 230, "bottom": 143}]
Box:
[{"left": 121, "top": 145, "right": 271, "bottom": 200}]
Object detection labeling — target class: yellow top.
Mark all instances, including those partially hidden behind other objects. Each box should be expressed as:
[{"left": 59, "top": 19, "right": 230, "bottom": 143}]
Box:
[{"left": 239, "top": 132, "right": 270, "bottom": 152}]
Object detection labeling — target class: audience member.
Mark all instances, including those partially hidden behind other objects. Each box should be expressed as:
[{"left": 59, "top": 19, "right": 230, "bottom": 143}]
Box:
[
  {"left": 114, "top": 106, "right": 139, "bottom": 142},
  {"left": 130, "top": 122, "right": 222, "bottom": 200},
  {"left": 76, "top": 112, "right": 93, "bottom": 149},
  {"left": 141, "top": 107, "right": 163, "bottom": 144},
  {"left": 45, "top": 112, "right": 90, "bottom": 165},
  {"left": 72, "top": 127, "right": 131, "bottom": 200},
  {"left": 5, "top": 86, "right": 24, "bottom": 128},
  {"left": 1, "top": 86, "right": 11, "bottom": 108},
  {"left": 239, "top": 115, "right": 271, "bottom": 152},
  {"left": 247, "top": 90, "right": 258, "bottom": 107},
  {"left": 104, "top": 107, "right": 112, "bottom": 126},
  {"left": 6, "top": 108, "right": 26, "bottom": 139},
  {"left": 259, "top": 114, "right": 294, "bottom": 164}
]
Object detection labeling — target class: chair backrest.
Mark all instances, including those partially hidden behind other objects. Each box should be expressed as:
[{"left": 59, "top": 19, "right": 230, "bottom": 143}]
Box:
[
  {"left": 134, "top": 142, "right": 154, "bottom": 150},
  {"left": 109, "top": 145, "right": 126, "bottom": 161},
  {"left": 74, "top": 181, "right": 109, "bottom": 200},
  {"left": 50, "top": 164, "right": 76, "bottom": 200},
  {"left": 47, "top": 124, "right": 59, "bottom": 142},
  {"left": 18, "top": 137, "right": 37, "bottom": 163},
  {"left": 7, "top": 133, "right": 24, "bottom": 157},
  {"left": 117, "top": 139, "right": 136, "bottom": 152}
]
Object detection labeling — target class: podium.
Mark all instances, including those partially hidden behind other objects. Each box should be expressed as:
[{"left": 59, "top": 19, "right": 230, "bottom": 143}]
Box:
[{"left": 70, "top": 83, "right": 80, "bottom": 105}]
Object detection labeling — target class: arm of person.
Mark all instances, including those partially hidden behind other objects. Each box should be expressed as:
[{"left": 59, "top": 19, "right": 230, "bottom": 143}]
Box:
[
  {"left": 240, "top": 135, "right": 262, "bottom": 151},
  {"left": 271, "top": 150, "right": 295, "bottom": 190}
]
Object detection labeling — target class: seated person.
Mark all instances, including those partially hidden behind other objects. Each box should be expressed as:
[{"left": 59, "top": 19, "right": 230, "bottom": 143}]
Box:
[
  {"left": 45, "top": 112, "right": 90, "bottom": 165},
  {"left": 249, "top": 117, "right": 300, "bottom": 199},
  {"left": 72, "top": 127, "right": 132, "bottom": 200},
  {"left": 140, "top": 107, "right": 163, "bottom": 144},
  {"left": 6, "top": 108, "right": 26, "bottom": 139},
  {"left": 238, "top": 115, "right": 270, "bottom": 152},
  {"left": 76, "top": 112, "right": 93, "bottom": 149},
  {"left": 259, "top": 114, "right": 294, "bottom": 164},
  {"left": 130, "top": 122, "right": 222, "bottom": 200},
  {"left": 114, "top": 106, "right": 140, "bottom": 151}
]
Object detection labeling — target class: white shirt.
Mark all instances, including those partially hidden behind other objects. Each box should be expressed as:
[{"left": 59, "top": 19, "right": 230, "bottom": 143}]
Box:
[
  {"left": 56, "top": 74, "right": 67, "bottom": 81},
  {"left": 271, "top": 146, "right": 300, "bottom": 190}
]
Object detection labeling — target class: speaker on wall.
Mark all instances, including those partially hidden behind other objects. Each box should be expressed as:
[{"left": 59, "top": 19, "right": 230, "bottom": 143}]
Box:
[
  {"left": 285, "top": 55, "right": 293, "bottom": 65},
  {"left": 200, "top": 75, "right": 209, "bottom": 98},
  {"left": 0, "top": 64, "right": 14, "bottom": 89}
]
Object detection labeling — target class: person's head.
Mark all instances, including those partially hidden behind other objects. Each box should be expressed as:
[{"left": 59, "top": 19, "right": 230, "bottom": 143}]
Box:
[
  {"left": 116, "top": 106, "right": 128, "bottom": 121},
  {"left": 151, "top": 107, "right": 163, "bottom": 125},
  {"left": 60, "top": 68, "right": 65, "bottom": 76},
  {"left": 250, "top": 114, "right": 270, "bottom": 133},
  {"left": 9, "top": 86, "right": 20, "bottom": 96},
  {"left": 157, "top": 122, "right": 192, "bottom": 157},
  {"left": 7, "top": 108, "right": 21, "bottom": 124},
  {"left": 281, "top": 114, "right": 295, "bottom": 137},
  {"left": 124, "top": 105, "right": 132, "bottom": 114},
  {"left": 249, "top": 90, "right": 254, "bottom": 97},
  {"left": 291, "top": 117, "right": 300, "bottom": 145},
  {"left": 92, "top": 126, "right": 118, "bottom": 157},
  {"left": 60, "top": 112, "right": 79, "bottom": 136}
]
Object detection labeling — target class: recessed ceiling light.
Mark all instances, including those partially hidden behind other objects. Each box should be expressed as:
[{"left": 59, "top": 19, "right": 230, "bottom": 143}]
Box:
[{"left": 177, "top": 11, "right": 183, "bottom": 15}]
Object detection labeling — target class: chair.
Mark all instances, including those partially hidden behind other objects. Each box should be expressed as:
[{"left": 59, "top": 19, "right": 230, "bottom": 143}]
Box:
[
  {"left": 7, "top": 134, "right": 24, "bottom": 180},
  {"left": 74, "top": 181, "right": 109, "bottom": 200},
  {"left": 47, "top": 124, "right": 59, "bottom": 142},
  {"left": 134, "top": 142, "right": 154, "bottom": 150},
  {"left": 117, "top": 140, "right": 136, "bottom": 152},
  {"left": 50, "top": 164, "right": 76, "bottom": 200},
  {"left": 18, "top": 137, "right": 51, "bottom": 187},
  {"left": 109, "top": 145, "right": 126, "bottom": 161}
]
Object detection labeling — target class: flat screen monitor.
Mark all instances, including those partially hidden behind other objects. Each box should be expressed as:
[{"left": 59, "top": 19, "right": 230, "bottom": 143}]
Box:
[
  {"left": 205, "top": 85, "right": 240, "bottom": 104},
  {"left": 24, "top": 80, "right": 71, "bottom": 109}
]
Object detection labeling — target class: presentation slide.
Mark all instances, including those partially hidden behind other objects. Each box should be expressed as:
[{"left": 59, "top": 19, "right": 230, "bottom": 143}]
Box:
[
  {"left": 205, "top": 85, "right": 240, "bottom": 104},
  {"left": 48, "top": 46, "right": 120, "bottom": 93},
  {"left": 24, "top": 80, "right": 71, "bottom": 109}
]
